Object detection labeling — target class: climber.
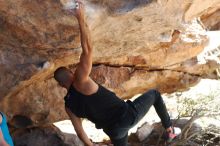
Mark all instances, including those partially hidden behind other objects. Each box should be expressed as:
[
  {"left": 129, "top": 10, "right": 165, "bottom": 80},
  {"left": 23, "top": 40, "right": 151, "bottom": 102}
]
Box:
[
  {"left": 54, "top": 1, "right": 181, "bottom": 146},
  {"left": 0, "top": 112, "right": 14, "bottom": 146}
]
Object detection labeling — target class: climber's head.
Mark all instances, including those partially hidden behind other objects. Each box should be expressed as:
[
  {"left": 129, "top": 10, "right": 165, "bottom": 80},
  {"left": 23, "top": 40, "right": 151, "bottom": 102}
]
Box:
[{"left": 54, "top": 67, "right": 74, "bottom": 89}]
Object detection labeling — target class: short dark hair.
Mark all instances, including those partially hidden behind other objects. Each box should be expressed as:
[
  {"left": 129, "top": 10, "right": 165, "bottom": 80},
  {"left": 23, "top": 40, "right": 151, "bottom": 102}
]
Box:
[{"left": 54, "top": 67, "right": 70, "bottom": 82}]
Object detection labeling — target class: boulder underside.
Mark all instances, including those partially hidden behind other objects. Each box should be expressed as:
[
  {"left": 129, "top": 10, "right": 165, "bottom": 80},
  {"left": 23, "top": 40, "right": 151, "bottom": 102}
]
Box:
[{"left": 0, "top": 0, "right": 220, "bottom": 127}]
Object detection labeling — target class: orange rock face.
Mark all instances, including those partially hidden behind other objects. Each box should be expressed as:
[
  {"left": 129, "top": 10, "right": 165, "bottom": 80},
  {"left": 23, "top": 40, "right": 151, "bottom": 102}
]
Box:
[
  {"left": 201, "top": 9, "right": 220, "bottom": 30},
  {"left": 0, "top": 0, "right": 220, "bottom": 126}
]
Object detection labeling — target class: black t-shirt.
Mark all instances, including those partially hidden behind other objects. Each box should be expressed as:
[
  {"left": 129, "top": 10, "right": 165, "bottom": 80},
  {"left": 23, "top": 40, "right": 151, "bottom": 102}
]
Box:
[{"left": 64, "top": 84, "right": 128, "bottom": 129}]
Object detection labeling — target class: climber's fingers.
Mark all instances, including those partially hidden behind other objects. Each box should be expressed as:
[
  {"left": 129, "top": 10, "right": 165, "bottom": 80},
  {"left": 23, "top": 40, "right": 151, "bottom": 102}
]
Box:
[
  {"left": 74, "top": 1, "right": 85, "bottom": 19},
  {"left": 75, "top": 0, "right": 83, "bottom": 8}
]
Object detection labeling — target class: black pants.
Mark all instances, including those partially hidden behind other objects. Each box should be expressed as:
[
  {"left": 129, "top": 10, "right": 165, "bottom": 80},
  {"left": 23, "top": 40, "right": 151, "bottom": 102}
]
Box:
[{"left": 103, "top": 89, "right": 172, "bottom": 146}]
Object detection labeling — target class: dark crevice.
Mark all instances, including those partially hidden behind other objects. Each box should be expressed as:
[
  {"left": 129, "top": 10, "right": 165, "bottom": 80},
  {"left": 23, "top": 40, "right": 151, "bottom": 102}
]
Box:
[
  {"left": 92, "top": 63, "right": 202, "bottom": 77},
  {"left": 89, "top": 0, "right": 155, "bottom": 14},
  {"left": 10, "top": 115, "right": 33, "bottom": 128},
  {"left": 113, "top": 0, "right": 154, "bottom": 13}
]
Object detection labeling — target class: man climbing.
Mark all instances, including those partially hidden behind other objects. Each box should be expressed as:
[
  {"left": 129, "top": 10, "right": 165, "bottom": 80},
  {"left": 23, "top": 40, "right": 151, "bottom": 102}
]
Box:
[
  {"left": 54, "top": 1, "right": 181, "bottom": 145},
  {"left": 0, "top": 112, "right": 14, "bottom": 146}
]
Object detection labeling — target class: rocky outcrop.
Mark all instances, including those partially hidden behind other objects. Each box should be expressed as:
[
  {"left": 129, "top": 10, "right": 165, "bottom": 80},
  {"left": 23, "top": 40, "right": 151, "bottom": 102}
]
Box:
[
  {"left": 12, "top": 124, "right": 83, "bottom": 146},
  {"left": 129, "top": 119, "right": 203, "bottom": 146},
  {"left": 186, "top": 0, "right": 220, "bottom": 30},
  {"left": 0, "top": 0, "right": 220, "bottom": 126},
  {"left": 201, "top": 9, "right": 220, "bottom": 30}
]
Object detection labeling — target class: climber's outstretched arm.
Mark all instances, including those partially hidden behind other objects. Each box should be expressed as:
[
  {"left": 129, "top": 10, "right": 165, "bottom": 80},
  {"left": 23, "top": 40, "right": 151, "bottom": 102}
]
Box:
[
  {"left": 65, "top": 107, "right": 93, "bottom": 146},
  {"left": 74, "top": 1, "right": 93, "bottom": 83}
]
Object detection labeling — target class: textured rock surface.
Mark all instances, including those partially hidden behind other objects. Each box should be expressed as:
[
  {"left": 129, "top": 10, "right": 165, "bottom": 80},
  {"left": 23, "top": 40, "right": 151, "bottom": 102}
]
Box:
[
  {"left": 12, "top": 125, "right": 83, "bottom": 146},
  {"left": 201, "top": 9, "right": 220, "bottom": 30},
  {"left": 129, "top": 119, "right": 203, "bottom": 146},
  {"left": 135, "top": 122, "right": 153, "bottom": 142},
  {"left": 185, "top": 0, "right": 220, "bottom": 30},
  {"left": 0, "top": 0, "right": 220, "bottom": 126}
]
